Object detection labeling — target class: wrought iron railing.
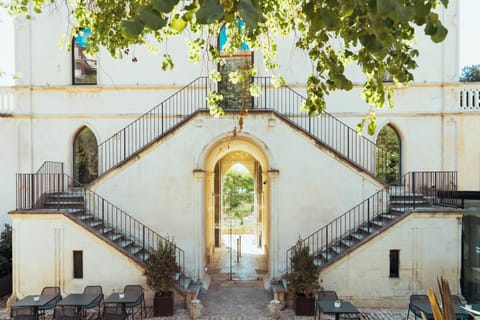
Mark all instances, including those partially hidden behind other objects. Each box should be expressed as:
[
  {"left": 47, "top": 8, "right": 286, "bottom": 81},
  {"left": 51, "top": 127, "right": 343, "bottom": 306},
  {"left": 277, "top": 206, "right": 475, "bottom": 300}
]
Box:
[
  {"left": 36, "top": 161, "right": 64, "bottom": 174},
  {"left": 16, "top": 171, "right": 185, "bottom": 275},
  {"left": 96, "top": 76, "right": 389, "bottom": 179},
  {"left": 251, "top": 77, "right": 387, "bottom": 176},
  {"left": 459, "top": 86, "right": 480, "bottom": 111},
  {"left": 285, "top": 171, "right": 460, "bottom": 275},
  {"left": 98, "top": 77, "right": 211, "bottom": 174}
]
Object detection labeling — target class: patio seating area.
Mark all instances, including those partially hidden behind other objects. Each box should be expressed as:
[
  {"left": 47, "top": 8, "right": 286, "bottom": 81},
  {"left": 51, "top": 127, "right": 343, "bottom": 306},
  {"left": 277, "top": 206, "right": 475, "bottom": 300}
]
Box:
[{"left": 9, "top": 285, "right": 145, "bottom": 320}]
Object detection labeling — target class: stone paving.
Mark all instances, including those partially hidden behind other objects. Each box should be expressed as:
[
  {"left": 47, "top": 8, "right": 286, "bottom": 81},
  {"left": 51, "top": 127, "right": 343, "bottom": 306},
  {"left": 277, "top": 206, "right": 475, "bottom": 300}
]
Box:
[{"left": 1, "top": 289, "right": 409, "bottom": 320}]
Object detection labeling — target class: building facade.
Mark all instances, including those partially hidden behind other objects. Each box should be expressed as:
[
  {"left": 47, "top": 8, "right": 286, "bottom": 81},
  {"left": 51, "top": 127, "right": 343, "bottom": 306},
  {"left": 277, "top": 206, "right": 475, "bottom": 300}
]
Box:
[{"left": 2, "top": 0, "right": 479, "bottom": 308}]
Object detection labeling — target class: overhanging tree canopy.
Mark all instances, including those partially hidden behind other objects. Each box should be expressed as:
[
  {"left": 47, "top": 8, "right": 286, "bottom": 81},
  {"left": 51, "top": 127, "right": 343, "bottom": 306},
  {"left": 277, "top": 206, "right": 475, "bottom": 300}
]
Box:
[{"left": 6, "top": 0, "right": 449, "bottom": 133}]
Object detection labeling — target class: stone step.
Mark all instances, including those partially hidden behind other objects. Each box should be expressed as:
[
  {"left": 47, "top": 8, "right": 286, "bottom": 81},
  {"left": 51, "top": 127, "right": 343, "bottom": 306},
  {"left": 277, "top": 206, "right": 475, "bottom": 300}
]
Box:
[
  {"left": 340, "top": 239, "right": 356, "bottom": 247},
  {"left": 119, "top": 239, "right": 134, "bottom": 248}
]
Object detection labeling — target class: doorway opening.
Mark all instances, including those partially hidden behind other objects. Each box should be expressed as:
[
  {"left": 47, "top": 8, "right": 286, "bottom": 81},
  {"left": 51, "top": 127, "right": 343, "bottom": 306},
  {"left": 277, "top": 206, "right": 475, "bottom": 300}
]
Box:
[
  {"left": 207, "top": 151, "right": 267, "bottom": 282},
  {"left": 376, "top": 124, "right": 401, "bottom": 185},
  {"left": 73, "top": 126, "right": 98, "bottom": 185}
]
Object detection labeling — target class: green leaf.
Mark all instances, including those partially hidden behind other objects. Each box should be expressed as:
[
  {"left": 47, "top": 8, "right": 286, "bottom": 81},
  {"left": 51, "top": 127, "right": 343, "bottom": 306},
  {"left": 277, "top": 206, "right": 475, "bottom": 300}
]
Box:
[
  {"left": 138, "top": 7, "right": 167, "bottom": 30},
  {"left": 377, "top": 0, "right": 396, "bottom": 16},
  {"left": 120, "top": 20, "right": 144, "bottom": 40},
  {"left": 431, "top": 24, "right": 448, "bottom": 43},
  {"left": 151, "top": 0, "right": 179, "bottom": 13},
  {"left": 170, "top": 14, "right": 187, "bottom": 32},
  {"left": 195, "top": 0, "right": 225, "bottom": 24},
  {"left": 238, "top": 0, "right": 265, "bottom": 29}
]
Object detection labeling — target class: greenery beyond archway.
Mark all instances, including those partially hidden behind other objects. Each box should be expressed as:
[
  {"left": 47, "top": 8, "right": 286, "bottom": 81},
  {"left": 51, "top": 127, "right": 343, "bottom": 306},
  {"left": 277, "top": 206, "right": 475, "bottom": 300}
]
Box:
[
  {"left": 376, "top": 124, "right": 401, "bottom": 185},
  {"left": 222, "top": 164, "right": 254, "bottom": 233},
  {"left": 73, "top": 127, "right": 98, "bottom": 185}
]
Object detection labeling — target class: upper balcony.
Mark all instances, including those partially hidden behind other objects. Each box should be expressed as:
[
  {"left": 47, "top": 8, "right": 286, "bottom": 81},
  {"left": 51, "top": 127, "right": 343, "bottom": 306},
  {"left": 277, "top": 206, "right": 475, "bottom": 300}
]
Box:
[
  {"left": 0, "top": 87, "right": 15, "bottom": 116},
  {"left": 458, "top": 84, "right": 480, "bottom": 111}
]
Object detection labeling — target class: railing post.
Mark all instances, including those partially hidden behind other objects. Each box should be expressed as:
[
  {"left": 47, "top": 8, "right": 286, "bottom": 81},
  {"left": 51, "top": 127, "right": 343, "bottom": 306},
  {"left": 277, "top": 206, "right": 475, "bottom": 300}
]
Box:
[
  {"left": 142, "top": 225, "right": 146, "bottom": 262},
  {"left": 123, "top": 129, "right": 126, "bottom": 161},
  {"left": 412, "top": 172, "right": 416, "bottom": 209},
  {"left": 367, "top": 198, "right": 370, "bottom": 233},
  {"left": 30, "top": 174, "right": 35, "bottom": 209},
  {"left": 102, "top": 198, "right": 105, "bottom": 223},
  {"left": 325, "top": 228, "right": 329, "bottom": 262}
]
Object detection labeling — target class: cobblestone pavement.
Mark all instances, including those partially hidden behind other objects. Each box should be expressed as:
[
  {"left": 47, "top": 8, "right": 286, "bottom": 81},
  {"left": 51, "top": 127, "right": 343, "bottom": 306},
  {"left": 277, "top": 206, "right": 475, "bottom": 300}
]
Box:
[{"left": 1, "top": 292, "right": 408, "bottom": 320}]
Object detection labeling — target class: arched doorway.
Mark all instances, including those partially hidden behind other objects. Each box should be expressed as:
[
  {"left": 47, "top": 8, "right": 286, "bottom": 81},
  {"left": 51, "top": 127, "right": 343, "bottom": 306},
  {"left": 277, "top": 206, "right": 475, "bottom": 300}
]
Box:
[
  {"left": 203, "top": 136, "right": 270, "bottom": 283},
  {"left": 376, "top": 124, "right": 401, "bottom": 185},
  {"left": 73, "top": 126, "right": 98, "bottom": 185}
]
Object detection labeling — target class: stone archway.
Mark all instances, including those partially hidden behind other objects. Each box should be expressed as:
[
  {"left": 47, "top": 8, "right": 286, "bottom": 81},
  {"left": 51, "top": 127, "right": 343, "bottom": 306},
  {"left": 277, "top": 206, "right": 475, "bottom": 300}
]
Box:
[{"left": 200, "top": 134, "right": 272, "bottom": 283}]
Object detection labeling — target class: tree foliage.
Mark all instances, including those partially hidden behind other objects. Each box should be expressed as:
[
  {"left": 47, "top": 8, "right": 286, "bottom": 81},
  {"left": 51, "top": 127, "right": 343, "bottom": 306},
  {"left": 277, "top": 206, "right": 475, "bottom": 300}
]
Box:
[
  {"left": 6, "top": 0, "right": 449, "bottom": 131},
  {"left": 287, "top": 239, "right": 320, "bottom": 296},
  {"left": 144, "top": 238, "right": 179, "bottom": 295},
  {"left": 460, "top": 64, "right": 480, "bottom": 82},
  {"left": 0, "top": 224, "right": 12, "bottom": 277},
  {"left": 222, "top": 168, "right": 254, "bottom": 219}
]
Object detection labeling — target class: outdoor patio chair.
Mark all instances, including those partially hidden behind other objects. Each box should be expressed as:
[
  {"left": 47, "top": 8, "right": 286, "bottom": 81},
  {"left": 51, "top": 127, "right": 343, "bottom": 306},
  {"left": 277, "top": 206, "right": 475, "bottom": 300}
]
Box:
[
  {"left": 123, "top": 285, "right": 146, "bottom": 320},
  {"left": 103, "top": 304, "right": 130, "bottom": 320},
  {"left": 53, "top": 306, "right": 80, "bottom": 320},
  {"left": 11, "top": 306, "right": 37, "bottom": 320},
  {"left": 81, "top": 286, "right": 103, "bottom": 319},
  {"left": 407, "top": 294, "right": 430, "bottom": 320},
  {"left": 38, "top": 287, "right": 62, "bottom": 320}
]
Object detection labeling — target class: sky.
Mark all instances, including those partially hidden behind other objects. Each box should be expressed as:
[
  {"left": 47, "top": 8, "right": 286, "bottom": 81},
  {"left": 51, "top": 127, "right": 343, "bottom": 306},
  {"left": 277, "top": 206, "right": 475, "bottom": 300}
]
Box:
[{"left": 0, "top": 1, "right": 479, "bottom": 86}]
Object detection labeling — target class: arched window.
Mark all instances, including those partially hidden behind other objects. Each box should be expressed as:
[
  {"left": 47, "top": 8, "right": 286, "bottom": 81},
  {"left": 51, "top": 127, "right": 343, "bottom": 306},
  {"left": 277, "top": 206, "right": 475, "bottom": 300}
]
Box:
[
  {"left": 376, "top": 124, "right": 401, "bottom": 185},
  {"left": 73, "top": 126, "right": 98, "bottom": 185},
  {"left": 217, "top": 21, "right": 253, "bottom": 110}
]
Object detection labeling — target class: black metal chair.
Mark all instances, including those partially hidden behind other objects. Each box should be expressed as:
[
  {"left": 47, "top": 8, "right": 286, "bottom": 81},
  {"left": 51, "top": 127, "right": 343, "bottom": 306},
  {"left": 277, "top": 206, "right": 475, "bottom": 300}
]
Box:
[
  {"left": 53, "top": 306, "right": 80, "bottom": 320},
  {"left": 81, "top": 286, "right": 103, "bottom": 319},
  {"left": 103, "top": 304, "right": 130, "bottom": 320},
  {"left": 407, "top": 294, "right": 430, "bottom": 320},
  {"left": 38, "top": 287, "right": 62, "bottom": 320},
  {"left": 11, "top": 306, "right": 37, "bottom": 320},
  {"left": 123, "top": 285, "right": 146, "bottom": 320}
]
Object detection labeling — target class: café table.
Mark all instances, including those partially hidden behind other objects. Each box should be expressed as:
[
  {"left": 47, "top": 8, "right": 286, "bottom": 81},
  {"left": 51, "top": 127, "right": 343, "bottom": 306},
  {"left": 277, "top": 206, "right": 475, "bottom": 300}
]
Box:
[
  {"left": 104, "top": 292, "right": 143, "bottom": 306},
  {"left": 12, "top": 295, "right": 58, "bottom": 320},
  {"left": 316, "top": 300, "right": 360, "bottom": 320},
  {"left": 56, "top": 293, "right": 101, "bottom": 318}
]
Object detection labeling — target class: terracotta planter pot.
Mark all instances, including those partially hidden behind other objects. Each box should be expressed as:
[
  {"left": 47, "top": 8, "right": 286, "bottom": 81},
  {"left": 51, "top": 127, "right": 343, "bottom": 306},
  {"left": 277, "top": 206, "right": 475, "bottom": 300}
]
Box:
[
  {"left": 293, "top": 293, "right": 315, "bottom": 316},
  {"left": 153, "top": 291, "right": 174, "bottom": 317}
]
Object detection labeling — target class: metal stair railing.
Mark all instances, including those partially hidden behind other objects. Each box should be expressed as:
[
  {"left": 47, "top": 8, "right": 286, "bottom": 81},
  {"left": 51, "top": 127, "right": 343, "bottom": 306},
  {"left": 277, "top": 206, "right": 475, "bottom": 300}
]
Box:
[
  {"left": 285, "top": 171, "right": 460, "bottom": 276},
  {"left": 251, "top": 77, "right": 388, "bottom": 176},
  {"left": 96, "top": 76, "right": 389, "bottom": 179},
  {"left": 98, "top": 77, "right": 210, "bottom": 175},
  {"left": 16, "top": 170, "right": 185, "bottom": 276}
]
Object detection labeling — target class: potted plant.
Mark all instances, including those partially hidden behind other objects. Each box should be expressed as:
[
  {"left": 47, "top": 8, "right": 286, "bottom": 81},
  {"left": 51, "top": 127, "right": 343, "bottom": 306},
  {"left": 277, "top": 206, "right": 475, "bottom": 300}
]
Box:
[
  {"left": 144, "top": 238, "right": 180, "bottom": 317},
  {"left": 287, "top": 239, "right": 320, "bottom": 316}
]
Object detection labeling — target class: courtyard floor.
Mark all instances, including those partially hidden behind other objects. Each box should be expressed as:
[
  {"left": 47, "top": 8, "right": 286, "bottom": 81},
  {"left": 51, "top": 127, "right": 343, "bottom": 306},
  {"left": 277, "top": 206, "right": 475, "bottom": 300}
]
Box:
[{"left": 0, "top": 289, "right": 409, "bottom": 320}]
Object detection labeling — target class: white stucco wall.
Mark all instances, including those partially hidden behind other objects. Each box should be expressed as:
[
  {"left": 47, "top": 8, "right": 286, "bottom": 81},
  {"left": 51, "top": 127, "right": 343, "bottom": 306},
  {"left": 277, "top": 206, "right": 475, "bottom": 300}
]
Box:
[
  {"left": 319, "top": 210, "right": 463, "bottom": 308},
  {"left": 10, "top": 212, "right": 146, "bottom": 297}
]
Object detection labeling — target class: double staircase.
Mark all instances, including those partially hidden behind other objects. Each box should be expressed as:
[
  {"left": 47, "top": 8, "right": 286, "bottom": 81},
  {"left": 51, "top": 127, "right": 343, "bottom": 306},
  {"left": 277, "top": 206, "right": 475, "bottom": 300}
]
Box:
[{"left": 14, "top": 77, "right": 461, "bottom": 298}]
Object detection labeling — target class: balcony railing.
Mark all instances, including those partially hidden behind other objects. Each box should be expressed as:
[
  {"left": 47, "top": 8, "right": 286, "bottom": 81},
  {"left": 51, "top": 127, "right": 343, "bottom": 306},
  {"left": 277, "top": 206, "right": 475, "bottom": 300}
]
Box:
[
  {"left": 0, "top": 88, "right": 15, "bottom": 115},
  {"left": 459, "top": 85, "right": 480, "bottom": 111}
]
